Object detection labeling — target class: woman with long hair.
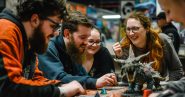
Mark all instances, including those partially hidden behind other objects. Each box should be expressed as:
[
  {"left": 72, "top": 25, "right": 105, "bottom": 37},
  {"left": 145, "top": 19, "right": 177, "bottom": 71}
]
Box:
[{"left": 113, "top": 13, "right": 183, "bottom": 81}]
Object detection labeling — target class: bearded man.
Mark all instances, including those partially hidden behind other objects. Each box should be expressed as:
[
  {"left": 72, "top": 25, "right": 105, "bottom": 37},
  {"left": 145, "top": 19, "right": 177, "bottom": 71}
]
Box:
[
  {"left": 38, "top": 11, "right": 117, "bottom": 89},
  {"left": 0, "top": 0, "right": 85, "bottom": 97}
]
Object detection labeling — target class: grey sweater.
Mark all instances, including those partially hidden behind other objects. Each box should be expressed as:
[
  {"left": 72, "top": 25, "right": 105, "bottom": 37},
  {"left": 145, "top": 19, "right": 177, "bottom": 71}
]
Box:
[{"left": 121, "top": 33, "right": 183, "bottom": 81}]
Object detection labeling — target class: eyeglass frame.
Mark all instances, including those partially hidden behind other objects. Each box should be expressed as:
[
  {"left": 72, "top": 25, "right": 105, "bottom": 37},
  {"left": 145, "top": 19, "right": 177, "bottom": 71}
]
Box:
[
  {"left": 46, "top": 17, "right": 62, "bottom": 31},
  {"left": 44, "top": 17, "right": 62, "bottom": 32},
  {"left": 125, "top": 26, "right": 142, "bottom": 33},
  {"left": 88, "top": 40, "right": 102, "bottom": 46}
]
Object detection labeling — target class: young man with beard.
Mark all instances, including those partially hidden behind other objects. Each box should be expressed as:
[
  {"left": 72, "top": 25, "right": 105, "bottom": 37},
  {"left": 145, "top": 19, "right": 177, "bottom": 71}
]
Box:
[
  {"left": 38, "top": 11, "right": 117, "bottom": 89},
  {"left": 0, "top": 0, "right": 85, "bottom": 97},
  {"left": 149, "top": 0, "right": 185, "bottom": 97}
]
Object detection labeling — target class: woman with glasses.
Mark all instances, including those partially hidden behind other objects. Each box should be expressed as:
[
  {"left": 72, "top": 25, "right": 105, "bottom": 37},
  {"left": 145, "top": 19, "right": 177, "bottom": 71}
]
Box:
[
  {"left": 82, "top": 28, "right": 115, "bottom": 78},
  {"left": 113, "top": 13, "right": 183, "bottom": 81}
]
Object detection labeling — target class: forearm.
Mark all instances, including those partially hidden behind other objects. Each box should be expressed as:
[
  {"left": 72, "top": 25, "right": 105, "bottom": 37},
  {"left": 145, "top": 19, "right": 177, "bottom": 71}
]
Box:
[{"left": 0, "top": 80, "right": 60, "bottom": 97}]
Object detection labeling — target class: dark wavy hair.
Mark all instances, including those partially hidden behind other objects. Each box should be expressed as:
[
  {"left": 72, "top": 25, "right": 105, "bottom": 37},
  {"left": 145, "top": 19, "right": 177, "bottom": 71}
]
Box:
[
  {"left": 121, "top": 13, "right": 163, "bottom": 71},
  {"left": 61, "top": 11, "right": 93, "bottom": 36},
  {"left": 17, "top": 0, "right": 68, "bottom": 21}
]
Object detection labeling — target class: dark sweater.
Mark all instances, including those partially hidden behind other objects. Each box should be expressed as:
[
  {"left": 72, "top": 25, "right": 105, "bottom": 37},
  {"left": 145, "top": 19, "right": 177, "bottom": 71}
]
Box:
[
  {"left": 87, "top": 46, "right": 115, "bottom": 78},
  {"left": 38, "top": 35, "right": 97, "bottom": 89},
  {"left": 161, "top": 23, "right": 180, "bottom": 53}
]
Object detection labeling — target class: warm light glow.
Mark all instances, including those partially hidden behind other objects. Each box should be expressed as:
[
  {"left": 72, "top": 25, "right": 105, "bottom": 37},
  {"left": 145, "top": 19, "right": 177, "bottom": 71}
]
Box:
[{"left": 102, "top": 15, "right": 121, "bottom": 19}]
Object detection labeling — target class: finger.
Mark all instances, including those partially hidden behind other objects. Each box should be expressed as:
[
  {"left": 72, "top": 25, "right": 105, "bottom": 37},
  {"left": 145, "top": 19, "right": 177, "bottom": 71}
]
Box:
[
  {"left": 104, "top": 79, "right": 112, "bottom": 86},
  {"left": 105, "top": 73, "right": 114, "bottom": 77},
  {"left": 114, "top": 42, "right": 121, "bottom": 47},
  {"left": 106, "top": 77, "right": 115, "bottom": 86},
  {"left": 71, "top": 81, "right": 86, "bottom": 94},
  {"left": 75, "top": 82, "right": 86, "bottom": 95},
  {"left": 110, "top": 74, "right": 118, "bottom": 85},
  {"left": 113, "top": 42, "right": 120, "bottom": 47},
  {"left": 113, "top": 44, "right": 121, "bottom": 49},
  {"left": 113, "top": 47, "right": 121, "bottom": 51},
  {"left": 79, "top": 87, "right": 86, "bottom": 95}
]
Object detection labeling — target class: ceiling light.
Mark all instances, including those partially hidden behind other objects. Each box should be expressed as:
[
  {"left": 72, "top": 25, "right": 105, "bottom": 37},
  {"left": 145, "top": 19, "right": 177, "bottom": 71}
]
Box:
[{"left": 102, "top": 15, "right": 121, "bottom": 19}]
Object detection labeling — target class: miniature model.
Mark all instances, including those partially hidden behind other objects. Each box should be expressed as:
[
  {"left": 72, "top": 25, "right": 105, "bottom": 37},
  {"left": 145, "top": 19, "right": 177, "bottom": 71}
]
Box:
[{"left": 114, "top": 45, "right": 164, "bottom": 94}]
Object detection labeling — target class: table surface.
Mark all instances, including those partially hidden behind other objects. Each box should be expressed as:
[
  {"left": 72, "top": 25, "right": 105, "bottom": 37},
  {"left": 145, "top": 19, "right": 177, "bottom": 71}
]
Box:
[
  {"left": 76, "top": 81, "right": 168, "bottom": 97},
  {"left": 77, "top": 86, "right": 128, "bottom": 97}
]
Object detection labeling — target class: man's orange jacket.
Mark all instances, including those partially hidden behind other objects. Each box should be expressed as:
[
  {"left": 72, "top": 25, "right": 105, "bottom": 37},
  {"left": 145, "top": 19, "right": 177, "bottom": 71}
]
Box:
[{"left": 0, "top": 9, "right": 61, "bottom": 97}]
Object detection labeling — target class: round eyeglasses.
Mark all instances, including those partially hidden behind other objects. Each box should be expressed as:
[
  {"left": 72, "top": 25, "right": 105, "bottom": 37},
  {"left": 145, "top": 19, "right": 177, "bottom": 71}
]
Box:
[
  {"left": 88, "top": 40, "right": 101, "bottom": 46},
  {"left": 126, "top": 26, "right": 141, "bottom": 33}
]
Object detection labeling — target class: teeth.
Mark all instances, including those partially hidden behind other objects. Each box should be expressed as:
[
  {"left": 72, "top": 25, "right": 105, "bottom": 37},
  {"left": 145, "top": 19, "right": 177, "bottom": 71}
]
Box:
[{"left": 131, "top": 36, "right": 136, "bottom": 39}]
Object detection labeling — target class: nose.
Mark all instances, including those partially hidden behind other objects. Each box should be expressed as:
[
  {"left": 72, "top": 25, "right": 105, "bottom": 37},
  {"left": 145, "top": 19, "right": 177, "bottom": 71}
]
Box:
[
  {"left": 84, "top": 40, "right": 88, "bottom": 45},
  {"left": 128, "top": 30, "right": 135, "bottom": 36}
]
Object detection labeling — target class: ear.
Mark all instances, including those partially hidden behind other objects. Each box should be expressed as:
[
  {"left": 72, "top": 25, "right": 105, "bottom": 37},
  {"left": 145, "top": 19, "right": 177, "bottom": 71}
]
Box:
[
  {"left": 30, "top": 14, "right": 40, "bottom": 28},
  {"left": 63, "top": 29, "right": 71, "bottom": 39}
]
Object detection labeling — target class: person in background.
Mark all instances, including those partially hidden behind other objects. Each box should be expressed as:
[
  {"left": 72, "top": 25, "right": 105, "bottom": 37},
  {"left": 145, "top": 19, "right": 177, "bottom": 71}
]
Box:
[
  {"left": 149, "top": 0, "right": 185, "bottom": 97},
  {"left": 157, "top": 12, "right": 180, "bottom": 53},
  {"left": 0, "top": 0, "right": 85, "bottom": 97},
  {"left": 38, "top": 11, "right": 117, "bottom": 89},
  {"left": 82, "top": 27, "right": 115, "bottom": 78},
  {"left": 112, "top": 13, "right": 183, "bottom": 81}
]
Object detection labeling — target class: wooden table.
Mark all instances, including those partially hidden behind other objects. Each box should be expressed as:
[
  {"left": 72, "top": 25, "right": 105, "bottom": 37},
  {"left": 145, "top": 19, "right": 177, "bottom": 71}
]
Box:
[
  {"left": 77, "top": 86, "right": 127, "bottom": 97},
  {"left": 76, "top": 81, "right": 167, "bottom": 97}
]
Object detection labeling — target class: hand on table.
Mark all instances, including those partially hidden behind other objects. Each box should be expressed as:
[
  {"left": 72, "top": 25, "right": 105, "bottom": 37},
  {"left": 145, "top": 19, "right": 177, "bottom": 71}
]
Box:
[
  {"left": 112, "top": 42, "right": 123, "bottom": 58},
  {"left": 96, "top": 73, "right": 117, "bottom": 88},
  {"left": 58, "top": 81, "right": 85, "bottom": 97}
]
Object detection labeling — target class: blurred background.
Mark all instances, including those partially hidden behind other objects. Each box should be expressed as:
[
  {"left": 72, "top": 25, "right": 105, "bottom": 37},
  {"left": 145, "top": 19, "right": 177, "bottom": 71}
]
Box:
[{"left": 1, "top": 0, "right": 185, "bottom": 67}]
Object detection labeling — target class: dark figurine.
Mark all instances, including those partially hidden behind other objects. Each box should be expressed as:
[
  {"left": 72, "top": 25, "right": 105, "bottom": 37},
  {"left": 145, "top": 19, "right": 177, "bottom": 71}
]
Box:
[{"left": 114, "top": 45, "right": 164, "bottom": 94}]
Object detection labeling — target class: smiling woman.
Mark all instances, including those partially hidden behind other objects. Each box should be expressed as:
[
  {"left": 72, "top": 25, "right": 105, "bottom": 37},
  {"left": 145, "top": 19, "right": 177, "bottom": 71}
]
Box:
[
  {"left": 82, "top": 27, "right": 115, "bottom": 78},
  {"left": 113, "top": 13, "right": 183, "bottom": 81}
]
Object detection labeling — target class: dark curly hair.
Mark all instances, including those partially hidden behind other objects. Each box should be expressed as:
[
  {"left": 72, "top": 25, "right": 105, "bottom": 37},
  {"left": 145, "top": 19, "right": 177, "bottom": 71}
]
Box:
[
  {"left": 61, "top": 10, "right": 93, "bottom": 36},
  {"left": 17, "top": 0, "right": 68, "bottom": 21}
]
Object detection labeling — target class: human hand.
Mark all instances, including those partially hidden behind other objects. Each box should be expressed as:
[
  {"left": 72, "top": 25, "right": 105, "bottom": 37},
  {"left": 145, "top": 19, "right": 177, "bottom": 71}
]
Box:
[
  {"left": 112, "top": 42, "right": 123, "bottom": 58},
  {"left": 58, "top": 81, "right": 85, "bottom": 97},
  {"left": 96, "top": 73, "right": 117, "bottom": 88}
]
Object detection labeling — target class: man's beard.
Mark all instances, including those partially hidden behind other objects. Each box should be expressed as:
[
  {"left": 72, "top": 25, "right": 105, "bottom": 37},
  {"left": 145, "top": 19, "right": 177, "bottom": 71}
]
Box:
[
  {"left": 29, "top": 24, "right": 47, "bottom": 54},
  {"left": 67, "top": 37, "right": 84, "bottom": 64}
]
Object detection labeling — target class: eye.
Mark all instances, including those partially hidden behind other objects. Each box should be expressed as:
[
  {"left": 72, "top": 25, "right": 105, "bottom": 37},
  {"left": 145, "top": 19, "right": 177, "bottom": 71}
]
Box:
[
  {"left": 88, "top": 40, "right": 94, "bottom": 43},
  {"left": 79, "top": 36, "right": 88, "bottom": 40},
  {"left": 50, "top": 25, "right": 55, "bottom": 29},
  {"left": 132, "top": 26, "right": 140, "bottom": 31},
  {"left": 50, "top": 25, "right": 57, "bottom": 30},
  {"left": 126, "top": 27, "right": 131, "bottom": 32}
]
